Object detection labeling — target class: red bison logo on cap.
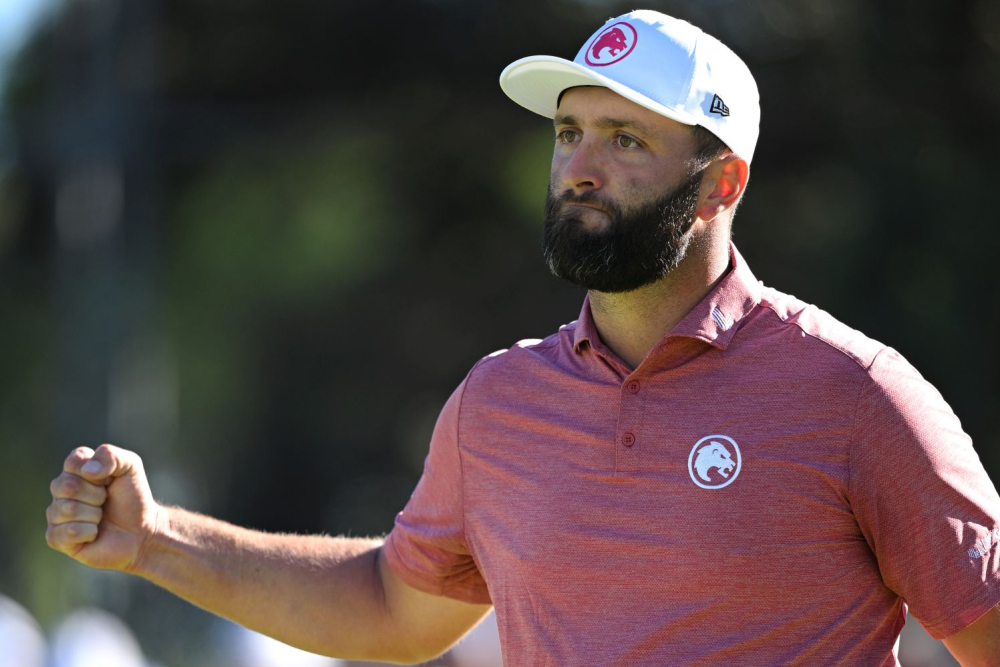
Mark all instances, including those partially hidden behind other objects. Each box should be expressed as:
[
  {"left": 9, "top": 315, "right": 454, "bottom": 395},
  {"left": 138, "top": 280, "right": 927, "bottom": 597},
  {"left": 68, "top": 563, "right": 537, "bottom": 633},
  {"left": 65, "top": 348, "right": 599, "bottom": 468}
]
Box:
[
  {"left": 584, "top": 22, "right": 638, "bottom": 67},
  {"left": 592, "top": 29, "right": 628, "bottom": 60}
]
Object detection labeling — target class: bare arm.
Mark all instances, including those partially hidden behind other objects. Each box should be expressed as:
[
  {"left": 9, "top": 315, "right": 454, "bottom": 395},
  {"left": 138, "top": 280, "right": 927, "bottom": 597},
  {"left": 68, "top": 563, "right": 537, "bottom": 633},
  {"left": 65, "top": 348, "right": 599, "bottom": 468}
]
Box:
[
  {"left": 941, "top": 603, "right": 1000, "bottom": 667},
  {"left": 46, "top": 444, "right": 491, "bottom": 664}
]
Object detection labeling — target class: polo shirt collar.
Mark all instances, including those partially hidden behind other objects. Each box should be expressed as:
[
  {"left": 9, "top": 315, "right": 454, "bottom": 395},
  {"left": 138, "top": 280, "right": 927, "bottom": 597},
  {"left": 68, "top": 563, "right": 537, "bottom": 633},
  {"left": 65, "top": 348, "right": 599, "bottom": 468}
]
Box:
[{"left": 572, "top": 243, "right": 762, "bottom": 355}]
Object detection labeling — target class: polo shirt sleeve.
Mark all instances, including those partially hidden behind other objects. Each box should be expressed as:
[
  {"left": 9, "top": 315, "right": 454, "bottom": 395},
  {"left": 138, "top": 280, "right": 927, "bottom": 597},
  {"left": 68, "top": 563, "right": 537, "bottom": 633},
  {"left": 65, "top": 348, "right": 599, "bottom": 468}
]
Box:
[
  {"left": 850, "top": 347, "right": 1000, "bottom": 639},
  {"left": 382, "top": 372, "right": 491, "bottom": 605}
]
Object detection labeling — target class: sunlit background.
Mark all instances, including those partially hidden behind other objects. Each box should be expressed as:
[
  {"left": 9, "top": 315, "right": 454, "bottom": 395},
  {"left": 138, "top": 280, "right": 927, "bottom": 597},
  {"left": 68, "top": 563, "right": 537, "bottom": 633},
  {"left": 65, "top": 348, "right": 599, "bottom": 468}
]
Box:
[{"left": 1, "top": 0, "right": 998, "bottom": 665}]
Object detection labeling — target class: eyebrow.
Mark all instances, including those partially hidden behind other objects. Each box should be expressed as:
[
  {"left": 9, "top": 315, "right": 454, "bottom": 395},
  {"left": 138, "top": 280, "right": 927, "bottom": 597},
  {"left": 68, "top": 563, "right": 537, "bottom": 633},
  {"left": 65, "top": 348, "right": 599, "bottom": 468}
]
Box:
[{"left": 553, "top": 114, "right": 656, "bottom": 136}]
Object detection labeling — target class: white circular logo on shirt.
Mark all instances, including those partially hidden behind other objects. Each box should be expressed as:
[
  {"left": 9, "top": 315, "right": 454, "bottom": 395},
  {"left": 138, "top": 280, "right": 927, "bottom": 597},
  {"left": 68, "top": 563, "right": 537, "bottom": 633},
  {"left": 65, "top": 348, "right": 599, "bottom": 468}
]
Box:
[{"left": 688, "top": 435, "right": 741, "bottom": 489}]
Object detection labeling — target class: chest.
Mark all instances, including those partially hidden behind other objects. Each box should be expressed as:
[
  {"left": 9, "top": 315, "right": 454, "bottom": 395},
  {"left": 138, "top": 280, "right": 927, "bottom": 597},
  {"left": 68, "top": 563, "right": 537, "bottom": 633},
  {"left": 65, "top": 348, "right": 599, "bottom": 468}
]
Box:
[{"left": 459, "top": 366, "right": 872, "bottom": 598}]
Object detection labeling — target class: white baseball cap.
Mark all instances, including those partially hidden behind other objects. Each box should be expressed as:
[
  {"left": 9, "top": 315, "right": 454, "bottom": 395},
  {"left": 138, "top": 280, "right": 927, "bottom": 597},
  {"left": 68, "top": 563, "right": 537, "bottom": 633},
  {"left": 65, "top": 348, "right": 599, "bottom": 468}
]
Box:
[{"left": 499, "top": 10, "right": 761, "bottom": 163}]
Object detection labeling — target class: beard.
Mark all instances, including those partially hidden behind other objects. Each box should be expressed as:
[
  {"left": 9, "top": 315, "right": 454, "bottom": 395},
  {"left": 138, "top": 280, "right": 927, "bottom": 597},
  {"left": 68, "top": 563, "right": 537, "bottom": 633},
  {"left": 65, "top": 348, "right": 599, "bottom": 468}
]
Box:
[{"left": 541, "top": 167, "right": 705, "bottom": 293}]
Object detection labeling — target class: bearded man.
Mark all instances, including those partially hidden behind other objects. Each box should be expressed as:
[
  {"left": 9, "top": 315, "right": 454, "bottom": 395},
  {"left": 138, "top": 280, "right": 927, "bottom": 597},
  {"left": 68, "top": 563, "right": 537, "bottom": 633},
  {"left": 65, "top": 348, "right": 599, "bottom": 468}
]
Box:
[{"left": 46, "top": 10, "right": 1000, "bottom": 666}]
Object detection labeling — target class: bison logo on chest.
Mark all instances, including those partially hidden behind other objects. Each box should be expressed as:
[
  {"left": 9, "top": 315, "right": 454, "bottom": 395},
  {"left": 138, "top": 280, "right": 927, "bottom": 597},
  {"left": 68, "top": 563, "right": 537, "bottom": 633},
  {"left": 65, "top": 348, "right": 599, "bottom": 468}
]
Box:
[
  {"left": 688, "top": 435, "right": 742, "bottom": 489},
  {"left": 584, "top": 22, "right": 638, "bottom": 67}
]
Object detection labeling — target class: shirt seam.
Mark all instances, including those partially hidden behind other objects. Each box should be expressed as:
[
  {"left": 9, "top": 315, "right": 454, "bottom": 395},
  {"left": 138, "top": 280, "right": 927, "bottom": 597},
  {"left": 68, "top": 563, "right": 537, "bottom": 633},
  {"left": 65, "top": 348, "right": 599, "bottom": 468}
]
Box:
[
  {"left": 760, "top": 301, "right": 879, "bottom": 371},
  {"left": 457, "top": 357, "right": 490, "bottom": 573},
  {"left": 526, "top": 339, "right": 560, "bottom": 351},
  {"left": 846, "top": 347, "right": 887, "bottom": 519}
]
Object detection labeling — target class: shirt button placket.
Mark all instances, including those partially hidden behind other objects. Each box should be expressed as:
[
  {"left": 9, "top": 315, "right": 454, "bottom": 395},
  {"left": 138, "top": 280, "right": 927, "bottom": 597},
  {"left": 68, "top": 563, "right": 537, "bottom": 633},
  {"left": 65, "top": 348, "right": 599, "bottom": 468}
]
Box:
[{"left": 617, "top": 377, "right": 643, "bottom": 473}]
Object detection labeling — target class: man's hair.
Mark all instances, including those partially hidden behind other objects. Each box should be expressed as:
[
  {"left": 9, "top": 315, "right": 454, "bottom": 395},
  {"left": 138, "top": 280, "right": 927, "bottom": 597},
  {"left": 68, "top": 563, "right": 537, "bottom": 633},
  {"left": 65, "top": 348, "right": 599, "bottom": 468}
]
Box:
[{"left": 691, "top": 125, "right": 730, "bottom": 170}]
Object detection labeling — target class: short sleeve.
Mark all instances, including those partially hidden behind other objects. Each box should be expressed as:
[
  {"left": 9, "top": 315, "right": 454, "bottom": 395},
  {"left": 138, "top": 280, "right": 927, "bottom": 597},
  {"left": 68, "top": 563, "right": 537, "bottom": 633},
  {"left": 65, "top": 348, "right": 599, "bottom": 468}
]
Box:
[
  {"left": 850, "top": 347, "right": 1000, "bottom": 639},
  {"left": 382, "top": 372, "right": 491, "bottom": 604}
]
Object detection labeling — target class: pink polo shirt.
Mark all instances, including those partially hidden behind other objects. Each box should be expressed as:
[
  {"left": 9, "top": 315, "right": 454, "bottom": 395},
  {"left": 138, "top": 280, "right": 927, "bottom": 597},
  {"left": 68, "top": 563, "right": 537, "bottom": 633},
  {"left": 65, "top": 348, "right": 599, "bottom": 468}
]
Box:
[{"left": 383, "top": 245, "right": 1000, "bottom": 666}]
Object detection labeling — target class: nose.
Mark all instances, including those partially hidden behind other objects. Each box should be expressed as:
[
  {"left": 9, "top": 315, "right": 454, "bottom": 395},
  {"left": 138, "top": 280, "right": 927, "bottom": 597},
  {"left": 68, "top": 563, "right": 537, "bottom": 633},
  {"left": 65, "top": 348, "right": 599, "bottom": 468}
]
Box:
[{"left": 556, "top": 140, "right": 604, "bottom": 195}]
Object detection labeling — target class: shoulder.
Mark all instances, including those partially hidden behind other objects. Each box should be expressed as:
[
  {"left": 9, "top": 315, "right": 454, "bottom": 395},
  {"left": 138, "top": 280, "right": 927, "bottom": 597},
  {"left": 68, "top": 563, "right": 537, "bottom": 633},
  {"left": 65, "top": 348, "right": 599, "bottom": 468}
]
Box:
[
  {"left": 457, "top": 320, "right": 580, "bottom": 404},
  {"left": 751, "top": 285, "right": 969, "bottom": 465},
  {"left": 754, "top": 286, "right": 949, "bottom": 411},
  {"left": 470, "top": 323, "right": 573, "bottom": 375},
  {"left": 751, "top": 284, "right": 887, "bottom": 373}
]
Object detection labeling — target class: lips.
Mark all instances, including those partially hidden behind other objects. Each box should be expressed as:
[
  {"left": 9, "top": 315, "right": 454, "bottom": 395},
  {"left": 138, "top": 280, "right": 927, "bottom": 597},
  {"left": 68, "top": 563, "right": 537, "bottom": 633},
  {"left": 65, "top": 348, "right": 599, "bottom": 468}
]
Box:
[{"left": 561, "top": 201, "right": 608, "bottom": 214}]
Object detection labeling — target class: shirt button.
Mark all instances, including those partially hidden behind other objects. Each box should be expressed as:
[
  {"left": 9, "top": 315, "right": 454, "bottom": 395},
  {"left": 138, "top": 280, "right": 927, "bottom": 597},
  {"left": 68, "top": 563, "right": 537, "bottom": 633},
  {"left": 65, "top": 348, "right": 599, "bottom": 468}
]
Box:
[
  {"left": 626, "top": 380, "right": 640, "bottom": 394},
  {"left": 622, "top": 432, "right": 636, "bottom": 447}
]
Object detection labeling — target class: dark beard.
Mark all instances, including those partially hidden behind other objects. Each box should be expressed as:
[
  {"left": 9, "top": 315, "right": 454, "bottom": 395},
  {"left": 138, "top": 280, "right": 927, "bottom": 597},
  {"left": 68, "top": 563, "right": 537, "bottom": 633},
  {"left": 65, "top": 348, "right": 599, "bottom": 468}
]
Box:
[{"left": 541, "top": 168, "right": 704, "bottom": 293}]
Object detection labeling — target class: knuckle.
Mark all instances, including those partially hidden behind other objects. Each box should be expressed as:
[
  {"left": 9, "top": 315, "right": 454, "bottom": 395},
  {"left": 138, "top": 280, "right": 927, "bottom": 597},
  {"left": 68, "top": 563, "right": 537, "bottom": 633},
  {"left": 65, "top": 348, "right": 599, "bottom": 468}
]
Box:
[
  {"left": 77, "top": 523, "right": 97, "bottom": 541},
  {"left": 46, "top": 500, "right": 77, "bottom": 523},
  {"left": 51, "top": 473, "right": 107, "bottom": 504},
  {"left": 71, "top": 446, "right": 92, "bottom": 460},
  {"left": 56, "top": 500, "right": 75, "bottom": 521},
  {"left": 58, "top": 475, "right": 80, "bottom": 497},
  {"left": 65, "top": 447, "right": 93, "bottom": 468}
]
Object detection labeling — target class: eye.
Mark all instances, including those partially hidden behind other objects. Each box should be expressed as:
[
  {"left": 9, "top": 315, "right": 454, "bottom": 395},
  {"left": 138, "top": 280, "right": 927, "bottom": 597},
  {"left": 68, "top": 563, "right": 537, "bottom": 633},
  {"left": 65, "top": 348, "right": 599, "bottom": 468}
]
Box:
[
  {"left": 556, "top": 129, "right": 579, "bottom": 144},
  {"left": 615, "top": 134, "right": 639, "bottom": 149}
]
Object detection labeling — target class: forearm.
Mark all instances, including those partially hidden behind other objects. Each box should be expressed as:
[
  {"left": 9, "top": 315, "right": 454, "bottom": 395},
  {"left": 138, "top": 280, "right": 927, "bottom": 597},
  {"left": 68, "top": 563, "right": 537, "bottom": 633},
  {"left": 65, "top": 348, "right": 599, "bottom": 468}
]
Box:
[
  {"left": 942, "top": 603, "right": 1000, "bottom": 667},
  {"left": 130, "top": 505, "right": 400, "bottom": 661}
]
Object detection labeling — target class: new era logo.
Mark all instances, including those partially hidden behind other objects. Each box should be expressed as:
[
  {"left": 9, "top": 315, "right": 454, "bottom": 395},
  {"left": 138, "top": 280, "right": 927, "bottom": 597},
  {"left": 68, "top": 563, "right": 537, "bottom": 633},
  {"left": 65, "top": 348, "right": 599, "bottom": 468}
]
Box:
[{"left": 710, "top": 94, "right": 730, "bottom": 117}]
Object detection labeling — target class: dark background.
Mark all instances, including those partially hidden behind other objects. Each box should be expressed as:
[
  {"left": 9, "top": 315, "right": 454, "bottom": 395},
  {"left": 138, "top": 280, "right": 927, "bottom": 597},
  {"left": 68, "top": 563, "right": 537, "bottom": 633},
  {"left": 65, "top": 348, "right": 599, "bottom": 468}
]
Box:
[{"left": 1, "top": 0, "right": 997, "bottom": 664}]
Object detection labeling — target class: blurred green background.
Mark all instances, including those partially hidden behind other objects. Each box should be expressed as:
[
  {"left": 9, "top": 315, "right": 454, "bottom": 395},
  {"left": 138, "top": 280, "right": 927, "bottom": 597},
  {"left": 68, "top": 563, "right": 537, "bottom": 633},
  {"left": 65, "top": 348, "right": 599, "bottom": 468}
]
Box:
[{"left": 0, "top": 0, "right": 998, "bottom": 665}]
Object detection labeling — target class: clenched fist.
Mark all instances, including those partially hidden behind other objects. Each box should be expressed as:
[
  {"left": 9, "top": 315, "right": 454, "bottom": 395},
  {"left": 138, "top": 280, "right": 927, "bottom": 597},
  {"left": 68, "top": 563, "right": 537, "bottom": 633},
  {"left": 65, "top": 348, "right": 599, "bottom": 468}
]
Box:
[{"left": 46, "top": 444, "right": 161, "bottom": 572}]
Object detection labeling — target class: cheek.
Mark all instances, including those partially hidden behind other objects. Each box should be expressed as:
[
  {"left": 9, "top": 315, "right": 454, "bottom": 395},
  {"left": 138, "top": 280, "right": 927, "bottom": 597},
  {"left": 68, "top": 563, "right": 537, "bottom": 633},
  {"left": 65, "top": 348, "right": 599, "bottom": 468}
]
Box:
[
  {"left": 548, "top": 165, "right": 566, "bottom": 193},
  {"left": 619, "top": 175, "right": 660, "bottom": 202},
  {"left": 621, "top": 163, "right": 689, "bottom": 200},
  {"left": 550, "top": 154, "right": 566, "bottom": 181}
]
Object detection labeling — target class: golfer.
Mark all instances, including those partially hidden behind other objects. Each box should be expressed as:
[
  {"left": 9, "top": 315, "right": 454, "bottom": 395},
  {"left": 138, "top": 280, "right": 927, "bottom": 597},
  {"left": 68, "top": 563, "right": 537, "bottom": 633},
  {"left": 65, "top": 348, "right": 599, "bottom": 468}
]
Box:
[{"left": 46, "top": 10, "right": 1000, "bottom": 665}]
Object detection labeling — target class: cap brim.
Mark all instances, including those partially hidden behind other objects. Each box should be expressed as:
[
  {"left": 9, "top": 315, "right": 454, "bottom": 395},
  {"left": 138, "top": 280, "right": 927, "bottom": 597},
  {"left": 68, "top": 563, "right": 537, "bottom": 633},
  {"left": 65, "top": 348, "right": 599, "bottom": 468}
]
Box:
[{"left": 499, "top": 55, "right": 700, "bottom": 128}]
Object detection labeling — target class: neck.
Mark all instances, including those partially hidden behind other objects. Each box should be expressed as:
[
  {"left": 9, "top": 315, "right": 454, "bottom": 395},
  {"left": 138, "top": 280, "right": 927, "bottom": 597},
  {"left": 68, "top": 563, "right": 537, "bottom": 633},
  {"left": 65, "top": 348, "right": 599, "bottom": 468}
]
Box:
[{"left": 588, "top": 233, "right": 731, "bottom": 369}]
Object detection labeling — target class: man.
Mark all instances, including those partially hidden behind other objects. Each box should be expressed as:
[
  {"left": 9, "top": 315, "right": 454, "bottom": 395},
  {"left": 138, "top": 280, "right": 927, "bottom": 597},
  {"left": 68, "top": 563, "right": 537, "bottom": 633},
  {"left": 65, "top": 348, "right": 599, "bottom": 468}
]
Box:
[{"left": 46, "top": 10, "right": 1000, "bottom": 666}]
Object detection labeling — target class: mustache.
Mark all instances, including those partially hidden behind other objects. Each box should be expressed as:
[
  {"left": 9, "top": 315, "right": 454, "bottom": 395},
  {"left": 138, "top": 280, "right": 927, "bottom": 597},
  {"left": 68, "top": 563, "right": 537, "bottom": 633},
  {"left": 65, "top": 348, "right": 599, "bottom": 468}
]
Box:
[{"left": 548, "top": 189, "right": 622, "bottom": 217}]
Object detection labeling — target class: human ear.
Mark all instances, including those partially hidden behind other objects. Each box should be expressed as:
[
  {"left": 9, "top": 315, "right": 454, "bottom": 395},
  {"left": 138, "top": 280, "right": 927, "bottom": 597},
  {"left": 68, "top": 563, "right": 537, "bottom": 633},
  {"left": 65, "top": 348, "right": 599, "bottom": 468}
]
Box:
[{"left": 696, "top": 156, "right": 749, "bottom": 222}]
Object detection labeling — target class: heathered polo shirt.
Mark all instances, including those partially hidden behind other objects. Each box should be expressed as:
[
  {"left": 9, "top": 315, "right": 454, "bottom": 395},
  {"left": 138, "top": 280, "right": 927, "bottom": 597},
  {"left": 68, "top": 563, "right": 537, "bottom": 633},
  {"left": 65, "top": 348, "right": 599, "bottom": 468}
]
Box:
[{"left": 384, "top": 245, "right": 1000, "bottom": 666}]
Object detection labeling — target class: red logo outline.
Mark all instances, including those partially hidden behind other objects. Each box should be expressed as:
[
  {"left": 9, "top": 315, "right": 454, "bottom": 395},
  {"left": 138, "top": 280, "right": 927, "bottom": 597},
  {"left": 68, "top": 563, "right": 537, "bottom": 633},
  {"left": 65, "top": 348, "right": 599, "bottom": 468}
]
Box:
[{"left": 584, "top": 22, "right": 638, "bottom": 67}]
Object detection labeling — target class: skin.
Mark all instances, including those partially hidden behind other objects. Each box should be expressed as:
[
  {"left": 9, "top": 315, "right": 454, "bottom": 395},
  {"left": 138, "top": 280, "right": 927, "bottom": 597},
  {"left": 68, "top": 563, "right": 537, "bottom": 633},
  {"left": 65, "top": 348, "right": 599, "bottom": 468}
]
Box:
[
  {"left": 551, "top": 86, "right": 748, "bottom": 368},
  {"left": 46, "top": 444, "right": 491, "bottom": 664},
  {"left": 942, "top": 604, "right": 1000, "bottom": 667},
  {"left": 46, "top": 85, "right": 998, "bottom": 664}
]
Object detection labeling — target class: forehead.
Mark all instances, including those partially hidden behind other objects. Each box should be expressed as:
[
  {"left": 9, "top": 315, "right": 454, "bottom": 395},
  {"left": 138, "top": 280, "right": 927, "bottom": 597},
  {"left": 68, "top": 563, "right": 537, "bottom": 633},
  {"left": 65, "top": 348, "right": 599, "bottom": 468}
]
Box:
[{"left": 554, "top": 86, "right": 693, "bottom": 137}]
